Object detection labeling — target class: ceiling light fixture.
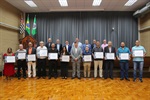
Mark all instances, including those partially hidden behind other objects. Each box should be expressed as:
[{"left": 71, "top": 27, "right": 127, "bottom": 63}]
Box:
[
  {"left": 124, "top": 0, "right": 137, "bottom": 6},
  {"left": 58, "top": 0, "right": 68, "bottom": 7},
  {"left": 92, "top": 0, "right": 102, "bottom": 6},
  {"left": 24, "top": 0, "right": 37, "bottom": 7}
]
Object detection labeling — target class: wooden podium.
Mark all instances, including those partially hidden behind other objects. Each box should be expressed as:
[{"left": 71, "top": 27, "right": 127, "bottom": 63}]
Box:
[{"left": 19, "top": 36, "right": 37, "bottom": 49}]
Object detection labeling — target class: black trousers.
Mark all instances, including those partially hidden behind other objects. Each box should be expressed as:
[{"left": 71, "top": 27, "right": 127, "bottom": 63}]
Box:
[
  {"left": 37, "top": 59, "right": 46, "bottom": 77},
  {"left": 49, "top": 60, "right": 57, "bottom": 77},
  {"left": 104, "top": 60, "right": 114, "bottom": 78},
  {"left": 17, "top": 60, "right": 26, "bottom": 77},
  {"left": 61, "top": 62, "right": 68, "bottom": 77}
]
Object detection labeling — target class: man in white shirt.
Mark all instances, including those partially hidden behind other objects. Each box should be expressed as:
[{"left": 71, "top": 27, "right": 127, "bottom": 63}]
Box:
[
  {"left": 101, "top": 39, "right": 108, "bottom": 50},
  {"left": 36, "top": 41, "right": 47, "bottom": 79}
]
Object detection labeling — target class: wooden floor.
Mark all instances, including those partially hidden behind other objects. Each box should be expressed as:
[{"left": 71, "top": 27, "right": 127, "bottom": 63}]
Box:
[{"left": 0, "top": 77, "right": 150, "bottom": 100}]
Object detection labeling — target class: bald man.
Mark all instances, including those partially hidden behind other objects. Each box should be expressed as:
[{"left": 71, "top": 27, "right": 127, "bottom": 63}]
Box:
[
  {"left": 117, "top": 42, "right": 131, "bottom": 81},
  {"left": 104, "top": 41, "right": 116, "bottom": 80},
  {"left": 132, "top": 40, "right": 146, "bottom": 82},
  {"left": 16, "top": 44, "right": 27, "bottom": 80}
]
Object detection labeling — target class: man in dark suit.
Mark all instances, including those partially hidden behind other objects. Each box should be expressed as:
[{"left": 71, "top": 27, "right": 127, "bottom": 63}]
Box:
[
  {"left": 55, "top": 39, "right": 62, "bottom": 56},
  {"left": 104, "top": 41, "right": 116, "bottom": 80},
  {"left": 91, "top": 39, "right": 97, "bottom": 50},
  {"left": 26, "top": 42, "right": 36, "bottom": 78},
  {"left": 64, "top": 41, "right": 72, "bottom": 53},
  {"left": 45, "top": 38, "right": 52, "bottom": 50}
]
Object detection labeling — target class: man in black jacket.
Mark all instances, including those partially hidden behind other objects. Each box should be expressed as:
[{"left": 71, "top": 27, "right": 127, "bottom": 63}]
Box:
[
  {"left": 26, "top": 42, "right": 36, "bottom": 78},
  {"left": 45, "top": 38, "right": 52, "bottom": 50},
  {"left": 104, "top": 41, "right": 116, "bottom": 80},
  {"left": 48, "top": 43, "right": 58, "bottom": 79}
]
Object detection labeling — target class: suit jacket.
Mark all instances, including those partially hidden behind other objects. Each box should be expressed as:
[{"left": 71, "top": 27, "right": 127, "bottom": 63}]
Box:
[
  {"left": 71, "top": 47, "right": 82, "bottom": 62},
  {"left": 104, "top": 46, "right": 116, "bottom": 61},
  {"left": 91, "top": 43, "right": 96, "bottom": 50},
  {"left": 45, "top": 42, "right": 52, "bottom": 50},
  {"left": 64, "top": 45, "right": 72, "bottom": 53},
  {"left": 55, "top": 43, "right": 62, "bottom": 53},
  {"left": 26, "top": 47, "right": 36, "bottom": 54}
]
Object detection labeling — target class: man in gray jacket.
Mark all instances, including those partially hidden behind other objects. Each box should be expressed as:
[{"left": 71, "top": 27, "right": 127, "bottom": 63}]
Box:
[{"left": 71, "top": 42, "right": 82, "bottom": 79}]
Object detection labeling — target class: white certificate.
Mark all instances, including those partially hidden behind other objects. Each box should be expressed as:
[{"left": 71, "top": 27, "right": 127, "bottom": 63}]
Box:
[
  {"left": 94, "top": 52, "right": 103, "bottom": 59},
  {"left": 83, "top": 55, "right": 92, "bottom": 62},
  {"left": 133, "top": 50, "right": 144, "bottom": 57},
  {"left": 39, "top": 49, "right": 47, "bottom": 57},
  {"left": 18, "top": 53, "right": 26, "bottom": 59},
  {"left": 106, "top": 53, "right": 115, "bottom": 60},
  {"left": 48, "top": 53, "right": 58, "bottom": 60},
  {"left": 62, "top": 55, "right": 70, "bottom": 62},
  {"left": 27, "top": 54, "right": 36, "bottom": 61},
  {"left": 5, "top": 56, "right": 15, "bottom": 63},
  {"left": 119, "top": 53, "right": 129, "bottom": 60}
]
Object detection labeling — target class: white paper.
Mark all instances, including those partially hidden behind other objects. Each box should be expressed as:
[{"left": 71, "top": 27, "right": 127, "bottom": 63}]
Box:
[
  {"left": 18, "top": 53, "right": 26, "bottom": 59},
  {"left": 106, "top": 53, "right": 115, "bottom": 60},
  {"left": 62, "top": 55, "right": 70, "bottom": 62},
  {"left": 94, "top": 52, "right": 103, "bottom": 59},
  {"left": 27, "top": 54, "right": 36, "bottom": 61},
  {"left": 39, "top": 49, "right": 47, "bottom": 57},
  {"left": 48, "top": 53, "right": 58, "bottom": 60},
  {"left": 5, "top": 56, "right": 15, "bottom": 63},
  {"left": 133, "top": 50, "right": 144, "bottom": 57},
  {"left": 83, "top": 55, "right": 92, "bottom": 62},
  {"left": 119, "top": 53, "right": 129, "bottom": 60}
]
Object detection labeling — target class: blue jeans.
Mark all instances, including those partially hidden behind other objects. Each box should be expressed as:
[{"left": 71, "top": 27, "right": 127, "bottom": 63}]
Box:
[
  {"left": 120, "top": 62, "right": 129, "bottom": 79},
  {"left": 133, "top": 61, "right": 144, "bottom": 80}
]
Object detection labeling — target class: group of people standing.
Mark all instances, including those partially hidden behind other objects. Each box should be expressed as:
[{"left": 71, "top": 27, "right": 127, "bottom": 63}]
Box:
[{"left": 3, "top": 38, "right": 146, "bottom": 82}]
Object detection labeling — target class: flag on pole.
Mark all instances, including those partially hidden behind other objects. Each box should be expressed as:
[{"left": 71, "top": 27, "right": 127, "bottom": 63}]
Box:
[
  {"left": 20, "top": 18, "right": 25, "bottom": 34},
  {"left": 25, "top": 15, "right": 30, "bottom": 35},
  {"left": 32, "top": 15, "right": 37, "bottom": 35}
]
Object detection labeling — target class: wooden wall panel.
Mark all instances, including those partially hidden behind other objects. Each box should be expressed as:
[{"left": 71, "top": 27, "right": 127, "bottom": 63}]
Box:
[
  {"left": 140, "top": 12, "right": 150, "bottom": 56},
  {"left": 0, "top": 0, "right": 22, "bottom": 71}
]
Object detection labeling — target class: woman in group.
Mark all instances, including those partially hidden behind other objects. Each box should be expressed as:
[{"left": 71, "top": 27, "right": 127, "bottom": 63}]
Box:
[
  {"left": 3, "top": 48, "right": 15, "bottom": 80},
  {"left": 60, "top": 46, "right": 70, "bottom": 79}
]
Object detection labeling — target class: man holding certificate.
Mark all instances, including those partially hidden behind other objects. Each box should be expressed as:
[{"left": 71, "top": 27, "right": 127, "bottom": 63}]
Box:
[
  {"left": 92, "top": 41, "right": 104, "bottom": 79},
  {"left": 36, "top": 41, "right": 47, "bottom": 79},
  {"left": 26, "top": 42, "right": 36, "bottom": 78},
  {"left": 71, "top": 42, "right": 82, "bottom": 79},
  {"left": 48, "top": 43, "right": 58, "bottom": 79},
  {"left": 15, "top": 44, "right": 27, "bottom": 80},
  {"left": 117, "top": 42, "right": 131, "bottom": 81},
  {"left": 132, "top": 40, "right": 146, "bottom": 82},
  {"left": 104, "top": 41, "right": 116, "bottom": 80},
  {"left": 83, "top": 46, "right": 92, "bottom": 78}
]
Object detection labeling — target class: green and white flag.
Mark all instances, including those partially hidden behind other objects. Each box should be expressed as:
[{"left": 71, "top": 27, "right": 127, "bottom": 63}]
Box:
[{"left": 32, "top": 15, "right": 37, "bottom": 35}]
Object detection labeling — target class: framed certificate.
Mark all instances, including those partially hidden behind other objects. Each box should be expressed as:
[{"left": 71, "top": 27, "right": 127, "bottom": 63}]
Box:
[
  {"left": 94, "top": 52, "right": 103, "bottom": 59},
  {"left": 39, "top": 49, "right": 47, "bottom": 57},
  {"left": 83, "top": 55, "right": 92, "bottom": 62},
  {"left": 105, "top": 53, "right": 115, "bottom": 60},
  {"left": 48, "top": 53, "right": 58, "bottom": 60},
  {"left": 119, "top": 53, "right": 129, "bottom": 60},
  {"left": 27, "top": 54, "right": 36, "bottom": 61},
  {"left": 18, "top": 53, "right": 26, "bottom": 60},
  {"left": 62, "top": 55, "right": 70, "bottom": 62},
  {"left": 133, "top": 50, "right": 144, "bottom": 57},
  {"left": 5, "top": 56, "right": 15, "bottom": 63}
]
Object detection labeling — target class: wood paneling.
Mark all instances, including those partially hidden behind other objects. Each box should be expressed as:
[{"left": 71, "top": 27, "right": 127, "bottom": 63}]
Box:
[
  {"left": 0, "top": 0, "right": 22, "bottom": 71},
  {"left": 140, "top": 12, "right": 150, "bottom": 56}
]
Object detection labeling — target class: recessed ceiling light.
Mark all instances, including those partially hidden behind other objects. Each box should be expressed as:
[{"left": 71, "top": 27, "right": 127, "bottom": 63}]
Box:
[
  {"left": 124, "top": 0, "right": 137, "bottom": 6},
  {"left": 58, "top": 0, "right": 68, "bottom": 7},
  {"left": 24, "top": 0, "right": 37, "bottom": 7},
  {"left": 92, "top": 0, "right": 102, "bottom": 6}
]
